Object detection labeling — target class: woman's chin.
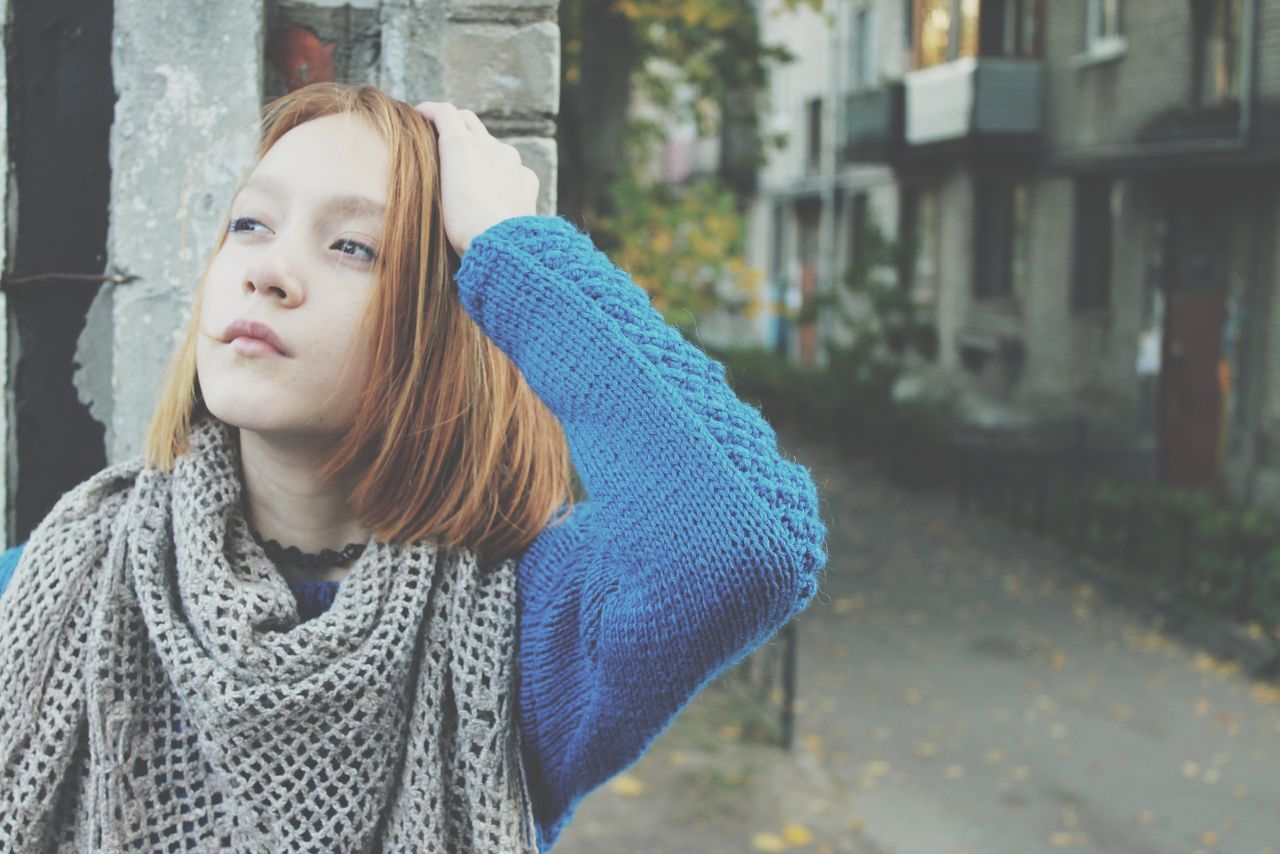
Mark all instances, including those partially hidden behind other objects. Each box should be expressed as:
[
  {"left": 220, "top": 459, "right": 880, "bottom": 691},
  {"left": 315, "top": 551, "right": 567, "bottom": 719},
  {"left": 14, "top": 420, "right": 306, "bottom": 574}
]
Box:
[{"left": 200, "top": 396, "right": 291, "bottom": 435}]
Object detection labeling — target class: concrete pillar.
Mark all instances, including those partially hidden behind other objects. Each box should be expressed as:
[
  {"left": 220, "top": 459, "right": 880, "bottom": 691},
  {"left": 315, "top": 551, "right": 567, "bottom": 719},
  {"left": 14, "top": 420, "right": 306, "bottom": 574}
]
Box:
[{"left": 77, "top": 0, "right": 560, "bottom": 464}]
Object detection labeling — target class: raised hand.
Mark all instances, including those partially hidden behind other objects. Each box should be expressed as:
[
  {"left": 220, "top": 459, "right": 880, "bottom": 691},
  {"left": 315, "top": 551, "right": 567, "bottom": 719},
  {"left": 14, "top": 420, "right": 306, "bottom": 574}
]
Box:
[{"left": 412, "top": 101, "right": 541, "bottom": 256}]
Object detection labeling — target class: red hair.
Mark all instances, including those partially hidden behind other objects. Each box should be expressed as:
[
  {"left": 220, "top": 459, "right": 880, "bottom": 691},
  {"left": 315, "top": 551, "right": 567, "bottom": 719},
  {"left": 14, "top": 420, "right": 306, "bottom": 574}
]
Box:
[{"left": 143, "top": 82, "right": 575, "bottom": 565}]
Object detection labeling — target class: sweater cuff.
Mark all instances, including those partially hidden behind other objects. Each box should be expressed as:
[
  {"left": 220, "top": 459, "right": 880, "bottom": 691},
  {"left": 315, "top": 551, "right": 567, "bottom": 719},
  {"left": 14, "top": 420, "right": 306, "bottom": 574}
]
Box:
[
  {"left": 454, "top": 215, "right": 598, "bottom": 334},
  {"left": 466, "top": 214, "right": 594, "bottom": 260}
]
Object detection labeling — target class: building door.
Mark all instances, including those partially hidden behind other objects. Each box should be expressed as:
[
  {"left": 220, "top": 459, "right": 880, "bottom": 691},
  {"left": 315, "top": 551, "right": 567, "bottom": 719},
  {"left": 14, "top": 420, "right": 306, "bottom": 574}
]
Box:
[{"left": 1159, "top": 191, "right": 1230, "bottom": 492}]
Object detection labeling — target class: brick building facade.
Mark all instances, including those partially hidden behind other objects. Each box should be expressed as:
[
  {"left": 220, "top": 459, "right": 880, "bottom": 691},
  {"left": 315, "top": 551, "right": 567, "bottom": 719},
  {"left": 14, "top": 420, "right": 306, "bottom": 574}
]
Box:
[{"left": 747, "top": 0, "right": 1280, "bottom": 508}]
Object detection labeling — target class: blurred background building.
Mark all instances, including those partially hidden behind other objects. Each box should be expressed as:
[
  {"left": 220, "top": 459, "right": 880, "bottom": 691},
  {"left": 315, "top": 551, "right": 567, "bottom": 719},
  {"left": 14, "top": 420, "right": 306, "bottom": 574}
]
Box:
[{"left": 736, "top": 0, "right": 1280, "bottom": 510}]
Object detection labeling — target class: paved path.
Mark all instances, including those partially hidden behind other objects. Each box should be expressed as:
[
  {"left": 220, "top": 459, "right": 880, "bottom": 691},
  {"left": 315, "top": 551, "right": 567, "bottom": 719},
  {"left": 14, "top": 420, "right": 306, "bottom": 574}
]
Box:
[{"left": 552, "top": 431, "right": 1280, "bottom": 854}]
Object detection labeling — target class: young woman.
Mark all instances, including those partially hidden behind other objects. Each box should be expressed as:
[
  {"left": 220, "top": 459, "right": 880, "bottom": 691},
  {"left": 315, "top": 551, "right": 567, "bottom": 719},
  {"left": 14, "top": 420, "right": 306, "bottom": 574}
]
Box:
[{"left": 0, "top": 82, "right": 827, "bottom": 852}]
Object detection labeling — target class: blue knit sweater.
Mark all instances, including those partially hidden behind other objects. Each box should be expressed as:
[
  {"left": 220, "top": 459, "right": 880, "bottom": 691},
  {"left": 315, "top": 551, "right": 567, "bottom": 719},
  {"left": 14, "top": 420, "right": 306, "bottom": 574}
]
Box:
[{"left": 0, "top": 214, "right": 827, "bottom": 852}]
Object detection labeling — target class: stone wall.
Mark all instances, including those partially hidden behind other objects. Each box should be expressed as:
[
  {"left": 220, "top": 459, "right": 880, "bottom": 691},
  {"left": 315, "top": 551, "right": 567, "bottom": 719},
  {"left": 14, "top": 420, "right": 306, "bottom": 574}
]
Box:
[{"left": 75, "top": 0, "right": 560, "bottom": 464}]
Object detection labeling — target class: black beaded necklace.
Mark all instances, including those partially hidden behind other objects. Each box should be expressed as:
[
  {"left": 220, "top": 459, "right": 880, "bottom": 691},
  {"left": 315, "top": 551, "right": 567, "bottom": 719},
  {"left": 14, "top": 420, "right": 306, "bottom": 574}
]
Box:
[{"left": 248, "top": 525, "right": 366, "bottom": 571}]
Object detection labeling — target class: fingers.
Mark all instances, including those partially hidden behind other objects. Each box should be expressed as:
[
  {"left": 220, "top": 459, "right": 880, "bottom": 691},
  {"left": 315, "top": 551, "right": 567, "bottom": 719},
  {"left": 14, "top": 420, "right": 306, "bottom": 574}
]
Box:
[
  {"left": 414, "top": 101, "right": 492, "bottom": 140},
  {"left": 414, "top": 101, "right": 525, "bottom": 165},
  {"left": 413, "top": 101, "right": 469, "bottom": 138},
  {"left": 458, "top": 109, "right": 492, "bottom": 139}
]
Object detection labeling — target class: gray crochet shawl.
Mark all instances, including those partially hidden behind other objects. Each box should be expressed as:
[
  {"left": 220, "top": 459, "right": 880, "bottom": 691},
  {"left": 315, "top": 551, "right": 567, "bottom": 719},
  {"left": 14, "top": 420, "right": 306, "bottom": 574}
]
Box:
[{"left": 0, "top": 416, "right": 538, "bottom": 852}]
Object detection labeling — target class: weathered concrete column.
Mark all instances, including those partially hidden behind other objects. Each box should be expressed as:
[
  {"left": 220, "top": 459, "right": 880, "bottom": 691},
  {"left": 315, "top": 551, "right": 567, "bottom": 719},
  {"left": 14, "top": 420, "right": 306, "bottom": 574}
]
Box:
[
  {"left": 79, "top": 0, "right": 560, "bottom": 464},
  {"left": 76, "top": 1, "right": 264, "bottom": 464}
]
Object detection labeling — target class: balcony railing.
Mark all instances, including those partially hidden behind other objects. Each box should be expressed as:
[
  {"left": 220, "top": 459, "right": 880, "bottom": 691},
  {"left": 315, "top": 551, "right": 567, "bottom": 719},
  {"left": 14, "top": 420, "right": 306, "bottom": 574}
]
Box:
[
  {"left": 839, "top": 84, "right": 904, "bottom": 164},
  {"left": 902, "top": 57, "right": 1043, "bottom": 149}
]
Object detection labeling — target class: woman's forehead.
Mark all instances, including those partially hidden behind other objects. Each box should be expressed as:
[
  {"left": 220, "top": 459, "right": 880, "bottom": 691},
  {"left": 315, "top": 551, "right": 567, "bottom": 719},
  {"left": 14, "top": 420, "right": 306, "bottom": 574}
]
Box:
[{"left": 248, "top": 114, "right": 390, "bottom": 205}]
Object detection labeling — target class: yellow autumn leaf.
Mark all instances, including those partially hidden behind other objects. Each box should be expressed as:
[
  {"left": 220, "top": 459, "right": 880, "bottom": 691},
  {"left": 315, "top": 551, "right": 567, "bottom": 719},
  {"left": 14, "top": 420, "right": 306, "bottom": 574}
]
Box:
[
  {"left": 717, "top": 723, "right": 743, "bottom": 741},
  {"left": 863, "top": 759, "right": 890, "bottom": 777},
  {"left": 751, "top": 832, "right": 788, "bottom": 852},
  {"left": 914, "top": 741, "right": 938, "bottom": 758},
  {"left": 782, "top": 824, "right": 813, "bottom": 845},
  {"left": 651, "top": 228, "right": 673, "bottom": 256},
  {"left": 1252, "top": 682, "right": 1280, "bottom": 705},
  {"left": 1109, "top": 705, "right": 1133, "bottom": 722},
  {"left": 609, "top": 774, "right": 647, "bottom": 797}
]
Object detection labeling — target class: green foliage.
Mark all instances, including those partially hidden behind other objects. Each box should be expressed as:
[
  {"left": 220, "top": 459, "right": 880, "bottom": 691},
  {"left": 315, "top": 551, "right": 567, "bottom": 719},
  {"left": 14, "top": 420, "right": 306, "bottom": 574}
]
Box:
[
  {"left": 706, "top": 339, "right": 954, "bottom": 468},
  {"left": 592, "top": 171, "right": 763, "bottom": 336},
  {"left": 573, "top": 0, "right": 829, "bottom": 326},
  {"left": 964, "top": 472, "right": 1280, "bottom": 639},
  {"left": 609, "top": 0, "right": 821, "bottom": 150},
  {"left": 727, "top": 217, "right": 953, "bottom": 456},
  {"left": 703, "top": 219, "right": 953, "bottom": 474},
  {"left": 810, "top": 217, "right": 936, "bottom": 364},
  {"left": 1059, "top": 480, "right": 1280, "bottom": 631}
]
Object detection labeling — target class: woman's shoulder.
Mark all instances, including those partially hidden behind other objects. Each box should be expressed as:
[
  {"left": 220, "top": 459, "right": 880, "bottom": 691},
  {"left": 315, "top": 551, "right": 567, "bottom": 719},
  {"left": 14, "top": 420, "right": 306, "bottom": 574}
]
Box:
[{"left": 0, "top": 454, "right": 148, "bottom": 601}]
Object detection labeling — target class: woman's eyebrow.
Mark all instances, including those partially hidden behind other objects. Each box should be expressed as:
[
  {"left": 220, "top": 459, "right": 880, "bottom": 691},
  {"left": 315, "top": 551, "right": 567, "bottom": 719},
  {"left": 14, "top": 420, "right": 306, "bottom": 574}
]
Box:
[{"left": 236, "top": 174, "right": 386, "bottom": 221}]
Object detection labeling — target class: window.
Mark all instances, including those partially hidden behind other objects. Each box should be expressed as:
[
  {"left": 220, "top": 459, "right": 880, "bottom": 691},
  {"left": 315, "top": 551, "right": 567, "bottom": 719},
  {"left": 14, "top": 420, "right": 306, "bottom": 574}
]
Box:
[
  {"left": 959, "top": 0, "right": 980, "bottom": 58},
  {"left": 1086, "top": 0, "right": 1123, "bottom": 50},
  {"left": 914, "top": 0, "right": 981, "bottom": 69},
  {"left": 852, "top": 8, "right": 875, "bottom": 91},
  {"left": 1193, "top": 0, "right": 1245, "bottom": 105},
  {"left": 805, "top": 98, "right": 823, "bottom": 173},
  {"left": 974, "top": 180, "right": 1029, "bottom": 301},
  {"left": 918, "top": 0, "right": 953, "bottom": 67},
  {"left": 1071, "top": 176, "right": 1117, "bottom": 313},
  {"left": 991, "top": 0, "right": 1042, "bottom": 58}
]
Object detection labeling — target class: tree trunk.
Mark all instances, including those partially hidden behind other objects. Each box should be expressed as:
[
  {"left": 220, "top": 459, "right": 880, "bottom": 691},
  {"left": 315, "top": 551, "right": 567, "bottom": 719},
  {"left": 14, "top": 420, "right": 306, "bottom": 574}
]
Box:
[{"left": 557, "top": 0, "right": 637, "bottom": 236}]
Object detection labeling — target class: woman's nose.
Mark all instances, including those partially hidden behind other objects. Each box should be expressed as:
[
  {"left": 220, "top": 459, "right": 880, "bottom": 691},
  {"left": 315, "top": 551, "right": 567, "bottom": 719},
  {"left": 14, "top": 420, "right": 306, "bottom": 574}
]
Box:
[{"left": 242, "top": 238, "right": 305, "bottom": 305}]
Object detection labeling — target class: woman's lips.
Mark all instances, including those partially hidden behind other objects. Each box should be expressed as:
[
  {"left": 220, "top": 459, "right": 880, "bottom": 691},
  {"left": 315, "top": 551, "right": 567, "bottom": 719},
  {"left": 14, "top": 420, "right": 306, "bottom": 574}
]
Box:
[
  {"left": 222, "top": 319, "right": 291, "bottom": 356},
  {"left": 228, "top": 336, "right": 285, "bottom": 356}
]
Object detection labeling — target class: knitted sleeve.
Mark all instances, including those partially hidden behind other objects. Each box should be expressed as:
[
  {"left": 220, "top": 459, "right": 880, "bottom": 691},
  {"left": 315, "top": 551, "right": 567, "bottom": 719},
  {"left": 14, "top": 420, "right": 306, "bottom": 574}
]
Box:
[
  {"left": 453, "top": 214, "right": 829, "bottom": 852},
  {"left": 0, "top": 544, "right": 23, "bottom": 599}
]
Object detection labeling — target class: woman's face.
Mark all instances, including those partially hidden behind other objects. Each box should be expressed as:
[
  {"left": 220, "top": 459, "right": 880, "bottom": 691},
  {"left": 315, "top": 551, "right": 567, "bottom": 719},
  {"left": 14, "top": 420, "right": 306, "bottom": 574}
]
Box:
[{"left": 197, "top": 111, "right": 391, "bottom": 438}]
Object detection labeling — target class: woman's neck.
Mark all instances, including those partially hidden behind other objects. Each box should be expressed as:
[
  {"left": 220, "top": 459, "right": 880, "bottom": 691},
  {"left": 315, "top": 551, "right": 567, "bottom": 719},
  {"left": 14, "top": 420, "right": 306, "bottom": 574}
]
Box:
[{"left": 237, "top": 426, "right": 371, "bottom": 582}]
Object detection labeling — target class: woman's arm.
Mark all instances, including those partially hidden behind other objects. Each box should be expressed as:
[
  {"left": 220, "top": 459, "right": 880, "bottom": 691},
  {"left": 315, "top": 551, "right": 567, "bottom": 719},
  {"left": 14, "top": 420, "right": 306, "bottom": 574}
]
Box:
[
  {"left": 0, "top": 544, "right": 24, "bottom": 598},
  {"left": 454, "top": 215, "right": 828, "bottom": 851}
]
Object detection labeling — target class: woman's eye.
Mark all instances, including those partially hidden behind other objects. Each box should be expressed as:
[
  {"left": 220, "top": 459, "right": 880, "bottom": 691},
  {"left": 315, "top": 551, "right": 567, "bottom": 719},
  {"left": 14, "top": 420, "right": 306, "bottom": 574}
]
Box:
[
  {"left": 227, "top": 216, "right": 377, "bottom": 265},
  {"left": 333, "top": 238, "right": 377, "bottom": 263},
  {"left": 227, "top": 216, "right": 265, "bottom": 234}
]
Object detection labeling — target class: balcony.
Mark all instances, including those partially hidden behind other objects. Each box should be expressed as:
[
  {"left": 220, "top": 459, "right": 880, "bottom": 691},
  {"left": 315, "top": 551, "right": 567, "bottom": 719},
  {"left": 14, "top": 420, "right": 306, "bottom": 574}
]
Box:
[
  {"left": 901, "top": 58, "right": 1043, "bottom": 157},
  {"left": 838, "top": 85, "right": 904, "bottom": 164}
]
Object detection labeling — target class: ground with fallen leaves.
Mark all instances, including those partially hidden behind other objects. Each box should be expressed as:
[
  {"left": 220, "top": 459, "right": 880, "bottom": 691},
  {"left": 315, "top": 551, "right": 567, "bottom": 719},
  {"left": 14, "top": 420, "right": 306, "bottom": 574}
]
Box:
[{"left": 550, "top": 430, "right": 1280, "bottom": 854}]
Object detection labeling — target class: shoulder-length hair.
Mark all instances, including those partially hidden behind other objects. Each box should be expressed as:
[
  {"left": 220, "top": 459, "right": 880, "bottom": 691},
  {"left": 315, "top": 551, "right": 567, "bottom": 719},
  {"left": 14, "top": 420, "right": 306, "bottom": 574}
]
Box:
[{"left": 144, "top": 82, "right": 576, "bottom": 565}]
